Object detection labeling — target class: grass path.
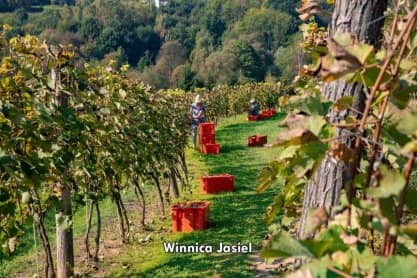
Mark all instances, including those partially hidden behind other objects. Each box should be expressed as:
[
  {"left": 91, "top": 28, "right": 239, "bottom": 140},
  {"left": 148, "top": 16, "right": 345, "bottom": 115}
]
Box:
[{"left": 105, "top": 113, "right": 285, "bottom": 277}]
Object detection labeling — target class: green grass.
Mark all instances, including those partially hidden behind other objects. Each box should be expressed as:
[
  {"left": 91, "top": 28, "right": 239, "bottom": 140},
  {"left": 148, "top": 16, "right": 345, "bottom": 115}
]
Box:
[
  {"left": 0, "top": 112, "right": 285, "bottom": 277},
  {"left": 105, "top": 113, "right": 285, "bottom": 277}
]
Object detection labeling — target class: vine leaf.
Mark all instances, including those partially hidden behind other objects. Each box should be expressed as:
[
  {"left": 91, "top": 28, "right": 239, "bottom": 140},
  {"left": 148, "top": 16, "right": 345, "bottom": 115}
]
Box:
[
  {"left": 400, "top": 224, "right": 417, "bottom": 241},
  {"left": 301, "top": 227, "right": 349, "bottom": 257},
  {"left": 405, "top": 189, "right": 417, "bottom": 214},
  {"left": 376, "top": 256, "right": 417, "bottom": 278},
  {"left": 332, "top": 96, "right": 353, "bottom": 112},
  {"left": 263, "top": 194, "right": 285, "bottom": 224},
  {"left": 368, "top": 165, "right": 406, "bottom": 198},
  {"left": 261, "top": 230, "right": 313, "bottom": 258},
  {"left": 256, "top": 161, "right": 282, "bottom": 193},
  {"left": 391, "top": 71, "right": 417, "bottom": 109},
  {"left": 320, "top": 38, "right": 362, "bottom": 82},
  {"left": 308, "top": 114, "right": 326, "bottom": 135},
  {"left": 297, "top": 0, "right": 321, "bottom": 21},
  {"left": 402, "top": 140, "right": 417, "bottom": 154},
  {"left": 397, "top": 110, "right": 417, "bottom": 136},
  {"left": 379, "top": 197, "right": 397, "bottom": 225}
]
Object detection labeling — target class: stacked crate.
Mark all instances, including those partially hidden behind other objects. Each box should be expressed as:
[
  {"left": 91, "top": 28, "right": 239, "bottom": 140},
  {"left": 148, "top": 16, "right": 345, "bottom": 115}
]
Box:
[{"left": 199, "top": 122, "right": 220, "bottom": 154}]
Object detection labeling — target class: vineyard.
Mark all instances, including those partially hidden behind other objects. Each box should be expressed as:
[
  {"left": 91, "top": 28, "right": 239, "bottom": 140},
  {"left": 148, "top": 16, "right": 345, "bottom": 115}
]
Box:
[
  {"left": 0, "top": 25, "right": 284, "bottom": 277},
  {"left": 4, "top": 0, "right": 417, "bottom": 277}
]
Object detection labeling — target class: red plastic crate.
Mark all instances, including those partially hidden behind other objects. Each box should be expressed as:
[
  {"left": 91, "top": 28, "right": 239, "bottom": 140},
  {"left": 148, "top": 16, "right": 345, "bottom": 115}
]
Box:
[
  {"left": 199, "top": 134, "right": 216, "bottom": 145},
  {"left": 171, "top": 201, "right": 210, "bottom": 232},
  {"left": 200, "top": 174, "right": 234, "bottom": 194},
  {"left": 247, "top": 115, "right": 258, "bottom": 121},
  {"left": 201, "top": 143, "right": 220, "bottom": 154},
  {"left": 257, "top": 135, "right": 267, "bottom": 145},
  {"left": 198, "top": 122, "right": 216, "bottom": 136},
  {"left": 248, "top": 135, "right": 267, "bottom": 147},
  {"left": 258, "top": 112, "right": 268, "bottom": 120},
  {"left": 248, "top": 135, "right": 258, "bottom": 146}
]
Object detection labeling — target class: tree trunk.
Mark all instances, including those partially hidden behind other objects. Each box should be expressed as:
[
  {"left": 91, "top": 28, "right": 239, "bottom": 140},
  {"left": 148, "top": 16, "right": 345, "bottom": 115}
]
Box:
[
  {"left": 169, "top": 167, "right": 180, "bottom": 198},
  {"left": 179, "top": 151, "right": 189, "bottom": 186},
  {"left": 151, "top": 173, "right": 166, "bottom": 218},
  {"left": 84, "top": 199, "right": 94, "bottom": 262},
  {"left": 134, "top": 179, "right": 146, "bottom": 226},
  {"left": 56, "top": 184, "right": 74, "bottom": 278},
  {"left": 36, "top": 210, "right": 56, "bottom": 278},
  {"left": 114, "top": 190, "right": 126, "bottom": 243},
  {"left": 298, "top": 0, "right": 388, "bottom": 239},
  {"left": 94, "top": 200, "right": 101, "bottom": 263}
]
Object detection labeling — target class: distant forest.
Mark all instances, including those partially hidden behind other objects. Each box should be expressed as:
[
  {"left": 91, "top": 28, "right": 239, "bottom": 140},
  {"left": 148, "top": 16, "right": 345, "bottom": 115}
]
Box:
[{"left": 0, "top": 0, "right": 329, "bottom": 89}]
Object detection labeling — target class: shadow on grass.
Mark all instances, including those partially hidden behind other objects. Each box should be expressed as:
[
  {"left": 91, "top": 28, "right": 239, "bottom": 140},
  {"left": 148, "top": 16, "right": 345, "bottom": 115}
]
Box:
[
  {"left": 130, "top": 192, "right": 272, "bottom": 278},
  {"left": 219, "top": 144, "right": 247, "bottom": 154}
]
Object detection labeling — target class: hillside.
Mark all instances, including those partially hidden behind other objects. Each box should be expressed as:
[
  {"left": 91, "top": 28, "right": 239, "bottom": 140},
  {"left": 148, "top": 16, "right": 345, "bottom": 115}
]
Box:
[{"left": 0, "top": 0, "right": 303, "bottom": 89}]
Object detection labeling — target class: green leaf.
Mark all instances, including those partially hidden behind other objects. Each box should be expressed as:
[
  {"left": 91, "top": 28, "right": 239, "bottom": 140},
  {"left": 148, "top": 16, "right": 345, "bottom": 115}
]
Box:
[
  {"left": 349, "top": 245, "right": 377, "bottom": 274},
  {"left": 408, "top": 31, "right": 417, "bottom": 50},
  {"left": 391, "top": 71, "right": 417, "bottom": 109},
  {"left": 400, "top": 224, "right": 417, "bottom": 242},
  {"left": 263, "top": 194, "right": 285, "bottom": 224},
  {"left": 405, "top": 188, "right": 417, "bottom": 214},
  {"left": 332, "top": 96, "right": 353, "bottom": 112},
  {"left": 382, "top": 122, "right": 411, "bottom": 146},
  {"left": 379, "top": 197, "right": 397, "bottom": 225},
  {"left": 299, "top": 231, "right": 348, "bottom": 262},
  {"left": 261, "top": 230, "right": 313, "bottom": 258},
  {"left": 400, "top": 59, "right": 416, "bottom": 71},
  {"left": 376, "top": 49, "right": 387, "bottom": 61},
  {"left": 350, "top": 43, "right": 374, "bottom": 64},
  {"left": 402, "top": 140, "right": 417, "bottom": 154},
  {"left": 376, "top": 256, "right": 417, "bottom": 278},
  {"left": 256, "top": 161, "right": 282, "bottom": 193},
  {"left": 397, "top": 111, "right": 417, "bottom": 136},
  {"left": 368, "top": 165, "right": 405, "bottom": 198},
  {"left": 276, "top": 146, "right": 298, "bottom": 160},
  {"left": 308, "top": 114, "right": 326, "bottom": 135},
  {"left": 360, "top": 66, "right": 389, "bottom": 87}
]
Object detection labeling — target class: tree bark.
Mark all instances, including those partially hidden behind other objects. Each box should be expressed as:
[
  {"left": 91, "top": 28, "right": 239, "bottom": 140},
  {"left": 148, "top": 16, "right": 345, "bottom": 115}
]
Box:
[{"left": 298, "top": 0, "right": 388, "bottom": 239}]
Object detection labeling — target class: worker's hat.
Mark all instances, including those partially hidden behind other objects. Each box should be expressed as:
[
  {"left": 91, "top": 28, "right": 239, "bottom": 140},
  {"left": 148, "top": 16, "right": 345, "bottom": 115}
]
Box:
[{"left": 194, "top": 95, "right": 202, "bottom": 103}]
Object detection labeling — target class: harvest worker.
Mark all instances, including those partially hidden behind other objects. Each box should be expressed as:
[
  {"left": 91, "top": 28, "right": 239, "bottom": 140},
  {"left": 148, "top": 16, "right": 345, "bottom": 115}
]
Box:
[
  {"left": 191, "top": 95, "right": 206, "bottom": 149},
  {"left": 248, "top": 98, "right": 259, "bottom": 116}
]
